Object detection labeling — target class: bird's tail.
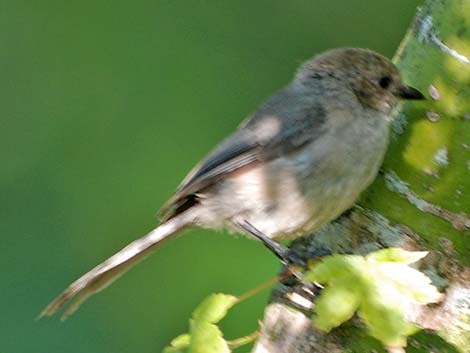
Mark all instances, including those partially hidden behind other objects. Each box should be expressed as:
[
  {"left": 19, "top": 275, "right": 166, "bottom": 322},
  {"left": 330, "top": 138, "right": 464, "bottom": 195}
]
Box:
[{"left": 39, "top": 209, "right": 196, "bottom": 320}]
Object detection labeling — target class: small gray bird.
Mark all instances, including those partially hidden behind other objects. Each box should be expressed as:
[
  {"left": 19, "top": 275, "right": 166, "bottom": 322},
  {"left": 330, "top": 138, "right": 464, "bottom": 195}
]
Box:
[{"left": 41, "top": 48, "right": 424, "bottom": 319}]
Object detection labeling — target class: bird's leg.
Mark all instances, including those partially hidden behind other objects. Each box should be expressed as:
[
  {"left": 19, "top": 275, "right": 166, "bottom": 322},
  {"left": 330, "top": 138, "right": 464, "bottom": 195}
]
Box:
[
  {"left": 234, "top": 219, "right": 330, "bottom": 267},
  {"left": 234, "top": 219, "right": 331, "bottom": 311},
  {"left": 234, "top": 219, "right": 316, "bottom": 281},
  {"left": 234, "top": 219, "right": 290, "bottom": 263}
]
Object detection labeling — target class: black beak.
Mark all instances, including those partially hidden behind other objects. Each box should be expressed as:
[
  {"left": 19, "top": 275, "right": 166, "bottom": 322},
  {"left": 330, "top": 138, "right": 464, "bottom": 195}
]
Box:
[{"left": 397, "top": 85, "right": 425, "bottom": 100}]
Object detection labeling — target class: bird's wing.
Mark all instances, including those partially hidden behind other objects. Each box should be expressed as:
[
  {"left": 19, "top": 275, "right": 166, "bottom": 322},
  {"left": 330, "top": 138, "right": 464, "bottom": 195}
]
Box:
[
  {"left": 158, "top": 132, "right": 261, "bottom": 219},
  {"left": 159, "top": 90, "right": 326, "bottom": 220}
]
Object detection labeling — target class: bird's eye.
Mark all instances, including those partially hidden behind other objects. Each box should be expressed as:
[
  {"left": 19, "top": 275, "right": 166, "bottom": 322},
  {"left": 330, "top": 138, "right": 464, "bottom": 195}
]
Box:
[{"left": 379, "top": 76, "right": 392, "bottom": 89}]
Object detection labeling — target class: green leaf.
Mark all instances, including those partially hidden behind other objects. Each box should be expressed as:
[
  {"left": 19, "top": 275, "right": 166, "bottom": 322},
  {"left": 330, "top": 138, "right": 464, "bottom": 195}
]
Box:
[
  {"left": 314, "top": 277, "right": 361, "bottom": 332},
  {"left": 304, "top": 248, "right": 442, "bottom": 347},
  {"left": 190, "top": 294, "right": 237, "bottom": 353},
  {"left": 192, "top": 293, "right": 238, "bottom": 323},
  {"left": 163, "top": 293, "right": 238, "bottom": 353},
  {"left": 163, "top": 334, "right": 190, "bottom": 353},
  {"left": 303, "top": 255, "right": 365, "bottom": 283},
  {"left": 366, "top": 248, "right": 428, "bottom": 264},
  {"left": 370, "top": 262, "right": 443, "bottom": 304},
  {"left": 190, "top": 320, "right": 230, "bottom": 353},
  {"left": 358, "top": 280, "right": 410, "bottom": 347}
]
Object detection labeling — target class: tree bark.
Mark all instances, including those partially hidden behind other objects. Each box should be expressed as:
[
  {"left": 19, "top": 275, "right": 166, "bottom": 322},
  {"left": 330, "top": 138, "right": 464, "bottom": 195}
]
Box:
[{"left": 252, "top": 0, "right": 470, "bottom": 352}]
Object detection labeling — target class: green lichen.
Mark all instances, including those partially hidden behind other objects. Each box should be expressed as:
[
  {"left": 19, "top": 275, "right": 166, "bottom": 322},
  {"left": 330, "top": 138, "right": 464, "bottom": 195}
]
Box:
[{"left": 361, "top": 0, "right": 470, "bottom": 266}]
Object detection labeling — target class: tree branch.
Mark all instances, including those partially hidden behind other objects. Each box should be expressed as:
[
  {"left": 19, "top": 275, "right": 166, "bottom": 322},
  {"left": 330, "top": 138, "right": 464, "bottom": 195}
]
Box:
[{"left": 252, "top": 0, "right": 470, "bottom": 351}]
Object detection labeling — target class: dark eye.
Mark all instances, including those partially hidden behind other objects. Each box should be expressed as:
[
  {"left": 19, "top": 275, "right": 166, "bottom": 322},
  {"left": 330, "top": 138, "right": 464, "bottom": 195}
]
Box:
[{"left": 379, "top": 76, "right": 392, "bottom": 89}]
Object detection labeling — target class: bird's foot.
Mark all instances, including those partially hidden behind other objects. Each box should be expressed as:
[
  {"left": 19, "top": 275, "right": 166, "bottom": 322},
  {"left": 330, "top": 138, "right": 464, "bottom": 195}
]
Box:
[
  {"left": 279, "top": 248, "right": 331, "bottom": 311},
  {"left": 281, "top": 248, "right": 331, "bottom": 281}
]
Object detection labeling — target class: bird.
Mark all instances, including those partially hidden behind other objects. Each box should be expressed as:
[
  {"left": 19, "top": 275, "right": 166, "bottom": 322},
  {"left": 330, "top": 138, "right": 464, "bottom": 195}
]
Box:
[{"left": 40, "top": 48, "right": 424, "bottom": 319}]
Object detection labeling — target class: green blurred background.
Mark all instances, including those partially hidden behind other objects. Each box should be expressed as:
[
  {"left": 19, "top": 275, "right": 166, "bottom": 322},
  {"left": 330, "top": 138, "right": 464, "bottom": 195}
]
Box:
[{"left": 2, "top": 1, "right": 422, "bottom": 352}]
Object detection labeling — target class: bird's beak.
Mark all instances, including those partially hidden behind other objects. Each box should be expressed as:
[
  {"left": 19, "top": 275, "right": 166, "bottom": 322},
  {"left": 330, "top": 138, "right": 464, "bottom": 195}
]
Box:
[{"left": 397, "top": 85, "right": 425, "bottom": 100}]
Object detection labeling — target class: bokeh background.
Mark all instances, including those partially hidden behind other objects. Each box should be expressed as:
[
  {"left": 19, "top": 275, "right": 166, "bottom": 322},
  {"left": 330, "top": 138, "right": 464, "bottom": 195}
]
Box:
[{"left": 2, "top": 1, "right": 422, "bottom": 352}]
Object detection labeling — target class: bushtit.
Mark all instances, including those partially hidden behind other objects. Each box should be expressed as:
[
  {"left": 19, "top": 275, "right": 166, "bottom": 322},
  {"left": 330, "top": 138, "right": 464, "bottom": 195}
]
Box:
[{"left": 40, "top": 48, "right": 424, "bottom": 319}]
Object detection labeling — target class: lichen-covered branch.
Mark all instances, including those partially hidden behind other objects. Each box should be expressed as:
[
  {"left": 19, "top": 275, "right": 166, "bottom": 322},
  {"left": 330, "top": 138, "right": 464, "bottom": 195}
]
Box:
[{"left": 252, "top": 0, "right": 470, "bottom": 352}]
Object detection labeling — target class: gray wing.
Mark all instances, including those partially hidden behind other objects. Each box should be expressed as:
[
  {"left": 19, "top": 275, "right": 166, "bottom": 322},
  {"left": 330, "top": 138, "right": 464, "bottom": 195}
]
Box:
[
  {"left": 158, "top": 132, "right": 261, "bottom": 219},
  {"left": 159, "top": 86, "right": 326, "bottom": 219}
]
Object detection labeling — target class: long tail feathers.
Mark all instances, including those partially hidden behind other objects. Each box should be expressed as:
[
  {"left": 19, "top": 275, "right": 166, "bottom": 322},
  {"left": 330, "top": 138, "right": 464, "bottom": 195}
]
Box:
[{"left": 39, "top": 210, "right": 195, "bottom": 320}]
